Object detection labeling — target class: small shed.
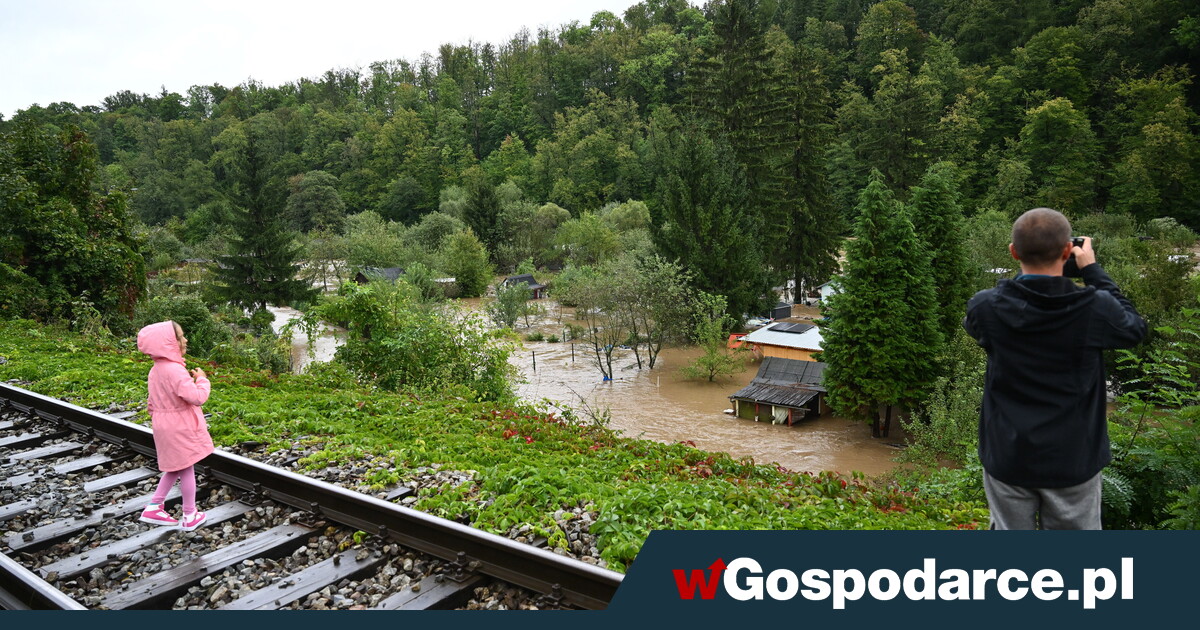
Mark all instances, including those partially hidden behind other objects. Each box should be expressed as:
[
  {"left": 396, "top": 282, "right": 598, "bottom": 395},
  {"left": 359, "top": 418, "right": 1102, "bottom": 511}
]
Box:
[
  {"left": 817, "top": 279, "right": 840, "bottom": 303},
  {"left": 729, "top": 357, "right": 828, "bottom": 425},
  {"left": 502, "top": 274, "right": 547, "bottom": 299},
  {"left": 355, "top": 267, "right": 404, "bottom": 284},
  {"left": 769, "top": 302, "right": 792, "bottom": 320}
]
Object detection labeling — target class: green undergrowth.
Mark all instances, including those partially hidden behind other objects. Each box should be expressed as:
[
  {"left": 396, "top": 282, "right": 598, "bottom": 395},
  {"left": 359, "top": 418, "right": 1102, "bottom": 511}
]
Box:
[{"left": 0, "top": 319, "right": 988, "bottom": 570}]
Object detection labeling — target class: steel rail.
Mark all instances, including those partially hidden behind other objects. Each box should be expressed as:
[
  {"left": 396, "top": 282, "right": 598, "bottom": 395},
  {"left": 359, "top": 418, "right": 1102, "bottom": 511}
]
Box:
[
  {"left": 0, "top": 383, "right": 623, "bottom": 609},
  {"left": 0, "top": 552, "right": 87, "bottom": 610}
]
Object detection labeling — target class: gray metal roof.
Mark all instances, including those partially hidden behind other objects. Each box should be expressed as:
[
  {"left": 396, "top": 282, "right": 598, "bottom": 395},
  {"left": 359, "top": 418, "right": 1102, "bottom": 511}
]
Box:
[
  {"left": 503, "top": 274, "right": 546, "bottom": 291},
  {"left": 755, "top": 357, "right": 826, "bottom": 388},
  {"left": 728, "top": 358, "right": 826, "bottom": 408},
  {"left": 742, "top": 322, "right": 823, "bottom": 351},
  {"left": 729, "top": 384, "right": 820, "bottom": 408}
]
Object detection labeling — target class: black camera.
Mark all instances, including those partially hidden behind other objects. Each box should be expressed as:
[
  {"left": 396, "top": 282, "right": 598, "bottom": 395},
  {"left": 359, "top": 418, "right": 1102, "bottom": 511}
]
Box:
[{"left": 1064, "top": 236, "right": 1086, "bottom": 277}]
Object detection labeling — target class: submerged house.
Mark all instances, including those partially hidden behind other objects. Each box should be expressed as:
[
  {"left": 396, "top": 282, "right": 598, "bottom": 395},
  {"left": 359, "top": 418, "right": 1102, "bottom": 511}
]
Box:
[
  {"left": 741, "top": 322, "right": 823, "bottom": 361},
  {"left": 729, "top": 357, "right": 828, "bottom": 425},
  {"left": 354, "top": 267, "right": 405, "bottom": 284},
  {"left": 502, "top": 274, "right": 547, "bottom": 299}
]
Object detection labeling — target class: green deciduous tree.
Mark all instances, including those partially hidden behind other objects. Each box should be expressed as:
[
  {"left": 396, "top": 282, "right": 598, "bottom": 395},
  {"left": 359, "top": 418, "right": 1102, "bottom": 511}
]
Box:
[
  {"left": 680, "top": 291, "right": 746, "bottom": 382},
  {"left": 286, "top": 170, "right": 345, "bottom": 233},
  {"left": 0, "top": 121, "right": 145, "bottom": 326},
  {"left": 853, "top": 0, "right": 927, "bottom": 84},
  {"left": 820, "top": 171, "right": 943, "bottom": 438},
  {"left": 488, "top": 279, "right": 530, "bottom": 329},
  {"left": 440, "top": 228, "right": 494, "bottom": 298},
  {"left": 1017, "top": 97, "right": 1099, "bottom": 215},
  {"left": 555, "top": 212, "right": 621, "bottom": 267},
  {"left": 1107, "top": 68, "right": 1200, "bottom": 228}
]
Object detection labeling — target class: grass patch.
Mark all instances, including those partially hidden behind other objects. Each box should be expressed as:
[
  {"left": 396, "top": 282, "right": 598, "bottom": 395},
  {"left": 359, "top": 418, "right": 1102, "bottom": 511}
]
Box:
[{"left": 0, "top": 318, "right": 987, "bottom": 570}]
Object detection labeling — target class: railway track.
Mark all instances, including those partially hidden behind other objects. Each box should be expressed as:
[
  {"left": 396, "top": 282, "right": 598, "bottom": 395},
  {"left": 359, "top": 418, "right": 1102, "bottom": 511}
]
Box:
[{"left": 0, "top": 383, "right": 622, "bottom": 610}]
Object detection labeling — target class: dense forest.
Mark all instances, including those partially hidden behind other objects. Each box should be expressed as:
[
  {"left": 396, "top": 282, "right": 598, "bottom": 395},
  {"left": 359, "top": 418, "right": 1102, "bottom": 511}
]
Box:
[
  {"left": 2, "top": 0, "right": 1199, "bottom": 534},
  {"left": 4, "top": 0, "right": 1198, "bottom": 324}
]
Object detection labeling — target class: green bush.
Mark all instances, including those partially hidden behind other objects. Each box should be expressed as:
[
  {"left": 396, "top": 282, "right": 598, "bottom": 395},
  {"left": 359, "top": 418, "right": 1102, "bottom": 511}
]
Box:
[
  {"left": 525, "top": 331, "right": 545, "bottom": 342},
  {"left": 901, "top": 330, "right": 986, "bottom": 467},
  {"left": 1103, "top": 310, "right": 1200, "bottom": 528},
  {"left": 0, "top": 263, "right": 47, "bottom": 321},
  {"left": 133, "top": 294, "right": 232, "bottom": 358},
  {"left": 317, "top": 281, "right": 517, "bottom": 400}
]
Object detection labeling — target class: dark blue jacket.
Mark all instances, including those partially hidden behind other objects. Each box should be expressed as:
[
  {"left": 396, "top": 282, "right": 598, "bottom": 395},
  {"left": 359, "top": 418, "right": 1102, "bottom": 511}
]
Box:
[{"left": 963, "top": 264, "right": 1146, "bottom": 487}]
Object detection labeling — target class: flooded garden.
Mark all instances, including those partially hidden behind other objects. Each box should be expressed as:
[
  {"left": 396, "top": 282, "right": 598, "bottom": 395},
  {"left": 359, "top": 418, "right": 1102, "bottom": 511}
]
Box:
[{"left": 270, "top": 298, "right": 907, "bottom": 478}]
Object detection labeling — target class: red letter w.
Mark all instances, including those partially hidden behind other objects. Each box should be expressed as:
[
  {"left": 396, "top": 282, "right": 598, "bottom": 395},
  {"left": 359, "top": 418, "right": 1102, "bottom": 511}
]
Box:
[{"left": 673, "top": 558, "right": 727, "bottom": 600}]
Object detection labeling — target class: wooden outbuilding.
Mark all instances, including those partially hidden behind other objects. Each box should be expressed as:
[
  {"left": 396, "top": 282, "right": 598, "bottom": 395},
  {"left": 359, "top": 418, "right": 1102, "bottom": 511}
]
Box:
[
  {"left": 502, "top": 274, "right": 547, "bottom": 299},
  {"left": 354, "top": 267, "right": 405, "bottom": 284},
  {"left": 729, "top": 357, "right": 829, "bottom": 425},
  {"left": 741, "top": 322, "right": 823, "bottom": 362}
]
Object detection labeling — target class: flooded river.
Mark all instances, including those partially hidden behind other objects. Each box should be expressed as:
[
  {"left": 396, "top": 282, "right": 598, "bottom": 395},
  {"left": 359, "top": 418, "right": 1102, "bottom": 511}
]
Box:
[{"left": 269, "top": 300, "right": 907, "bottom": 477}]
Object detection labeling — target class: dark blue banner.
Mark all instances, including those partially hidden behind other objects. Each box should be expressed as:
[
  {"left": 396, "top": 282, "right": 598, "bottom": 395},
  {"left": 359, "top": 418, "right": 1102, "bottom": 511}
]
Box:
[{"left": 612, "top": 530, "right": 1197, "bottom": 626}]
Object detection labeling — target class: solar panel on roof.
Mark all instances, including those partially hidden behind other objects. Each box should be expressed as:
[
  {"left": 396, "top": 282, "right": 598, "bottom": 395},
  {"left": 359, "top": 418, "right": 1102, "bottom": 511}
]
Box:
[{"left": 770, "top": 322, "right": 815, "bottom": 334}]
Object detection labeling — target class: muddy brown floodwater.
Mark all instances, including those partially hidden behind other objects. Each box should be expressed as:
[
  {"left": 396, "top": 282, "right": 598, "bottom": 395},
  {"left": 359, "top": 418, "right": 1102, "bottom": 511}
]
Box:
[
  {"left": 271, "top": 298, "right": 908, "bottom": 478},
  {"left": 510, "top": 342, "right": 907, "bottom": 476},
  {"left": 471, "top": 299, "right": 908, "bottom": 477}
]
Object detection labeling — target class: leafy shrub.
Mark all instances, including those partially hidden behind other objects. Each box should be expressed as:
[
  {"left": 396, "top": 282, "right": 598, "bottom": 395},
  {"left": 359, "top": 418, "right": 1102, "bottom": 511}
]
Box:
[
  {"left": 901, "top": 330, "right": 985, "bottom": 466},
  {"left": 0, "top": 263, "right": 47, "bottom": 320},
  {"left": 317, "top": 281, "right": 516, "bottom": 400},
  {"left": 133, "top": 294, "right": 232, "bottom": 358},
  {"left": 525, "top": 331, "right": 545, "bottom": 342},
  {"left": 1103, "top": 310, "right": 1200, "bottom": 528}
]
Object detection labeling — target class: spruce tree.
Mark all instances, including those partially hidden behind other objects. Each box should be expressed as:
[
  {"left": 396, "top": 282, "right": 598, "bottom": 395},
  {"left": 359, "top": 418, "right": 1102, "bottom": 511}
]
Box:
[
  {"left": 768, "top": 29, "right": 843, "bottom": 298},
  {"left": 684, "top": 0, "right": 789, "bottom": 281},
  {"left": 214, "top": 122, "right": 314, "bottom": 311},
  {"left": 909, "top": 161, "right": 972, "bottom": 341},
  {"left": 649, "top": 118, "right": 770, "bottom": 320},
  {"left": 463, "top": 170, "right": 500, "bottom": 252},
  {"left": 820, "top": 171, "right": 942, "bottom": 437}
]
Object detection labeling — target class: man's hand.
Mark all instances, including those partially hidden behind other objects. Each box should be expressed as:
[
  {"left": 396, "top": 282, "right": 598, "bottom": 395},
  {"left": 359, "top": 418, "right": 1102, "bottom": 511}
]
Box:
[
  {"left": 190, "top": 368, "right": 206, "bottom": 381},
  {"left": 1072, "top": 236, "right": 1096, "bottom": 269}
]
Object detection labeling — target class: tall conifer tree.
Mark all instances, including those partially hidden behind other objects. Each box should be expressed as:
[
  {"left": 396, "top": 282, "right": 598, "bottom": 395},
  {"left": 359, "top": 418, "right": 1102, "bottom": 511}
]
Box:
[
  {"left": 213, "top": 120, "right": 314, "bottom": 310},
  {"left": 820, "top": 171, "right": 942, "bottom": 437},
  {"left": 649, "top": 118, "right": 770, "bottom": 320},
  {"left": 768, "top": 28, "right": 843, "bottom": 297},
  {"left": 909, "top": 161, "right": 972, "bottom": 341},
  {"left": 684, "top": 0, "right": 789, "bottom": 279}
]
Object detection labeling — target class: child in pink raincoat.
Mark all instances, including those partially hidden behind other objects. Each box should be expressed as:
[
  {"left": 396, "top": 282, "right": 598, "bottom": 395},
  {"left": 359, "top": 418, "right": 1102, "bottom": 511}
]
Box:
[{"left": 136, "top": 321, "right": 214, "bottom": 531}]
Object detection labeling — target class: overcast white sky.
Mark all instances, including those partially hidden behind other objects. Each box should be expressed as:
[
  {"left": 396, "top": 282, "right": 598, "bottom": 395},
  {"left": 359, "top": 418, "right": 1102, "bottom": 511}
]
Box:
[{"left": 0, "top": 0, "right": 654, "bottom": 119}]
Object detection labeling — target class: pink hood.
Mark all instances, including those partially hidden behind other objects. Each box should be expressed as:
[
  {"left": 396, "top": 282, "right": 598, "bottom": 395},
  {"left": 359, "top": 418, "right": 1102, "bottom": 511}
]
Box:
[{"left": 138, "top": 321, "right": 185, "bottom": 366}]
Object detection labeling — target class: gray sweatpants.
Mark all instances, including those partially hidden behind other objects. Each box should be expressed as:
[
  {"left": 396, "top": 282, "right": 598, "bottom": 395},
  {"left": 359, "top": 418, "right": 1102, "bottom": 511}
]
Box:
[{"left": 983, "top": 470, "right": 1103, "bottom": 530}]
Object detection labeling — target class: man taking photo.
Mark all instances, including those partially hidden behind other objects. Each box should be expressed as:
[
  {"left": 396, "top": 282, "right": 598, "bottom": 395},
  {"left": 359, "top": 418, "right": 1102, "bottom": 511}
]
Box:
[{"left": 964, "top": 207, "right": 1147, "bottom": 529}]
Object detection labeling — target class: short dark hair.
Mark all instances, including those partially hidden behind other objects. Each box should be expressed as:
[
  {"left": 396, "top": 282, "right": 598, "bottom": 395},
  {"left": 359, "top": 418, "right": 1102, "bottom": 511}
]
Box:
[{"left": 1012, "top": 208, "right": 1071, "bottom": 266}]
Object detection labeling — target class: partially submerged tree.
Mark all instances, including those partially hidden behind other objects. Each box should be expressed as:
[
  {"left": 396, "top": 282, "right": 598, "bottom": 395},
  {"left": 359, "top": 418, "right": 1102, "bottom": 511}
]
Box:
[
  {"left": 680, "top": 292, "right": 746, "bottom": 382},
  {"left": 488, "top": 279, "right": 529, "bottom": 329}
]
